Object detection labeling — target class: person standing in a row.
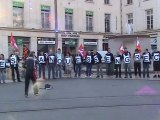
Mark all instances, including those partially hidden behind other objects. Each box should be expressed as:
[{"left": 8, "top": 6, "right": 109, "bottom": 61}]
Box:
[
  {"left": 47, "top": 49, "right": 56, "bottom": 80},
  {"left": 94, "top": 51, "right": 103, "bottom": 78},
  {"left": 64, "top": 52, "right": 73, "bottom": 78},
  {"left": 104, "top": 48, "right": 114, "bottom": 77},
  {"left": 74, "top": 52, "right": 83, "bottom": 78},
  {"left": 114, "top": 51, "right": 122, "bottom": 78},
  {"left": 38, "top": 51, "right": 46, "bottom": 80},
  {"left": 0, "top": 54, "right": 6, "bottom": 83},
  {"left": 142, "top": 49, "right": 152, "bottom": 78},
  {"left": 133, "top": 49, "right": 141, "bottom": 78},
  {"left": 85, "top": 51, "right": 94, "bottom": 77},
  {"left": 152, "top": 48, "right": 160, "bottom": 78},
  {"left": 55, "top": 48, "right": 64, "bottom": 78},
  {"left": 122, "top": 47, "right": 132, "bottom": 78},
  {"left": 8, "top": 50, "right": 21, "bottom": 82}
]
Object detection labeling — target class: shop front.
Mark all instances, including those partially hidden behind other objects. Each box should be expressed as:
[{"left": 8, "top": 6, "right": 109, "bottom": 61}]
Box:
[
  {"left": 61, "top": 32, "right": 79, "bottom": 55},
  {"left": 84, "top": 39, "right": 98, "bottom": 52},
  {"left": 37, "top": 37, "right": 55, "bottom": 54}
]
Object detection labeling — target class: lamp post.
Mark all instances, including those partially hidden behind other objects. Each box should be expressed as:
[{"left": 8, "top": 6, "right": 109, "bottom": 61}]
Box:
[{"left": 54, "top": 0, "right": 58, "bottom": 52}]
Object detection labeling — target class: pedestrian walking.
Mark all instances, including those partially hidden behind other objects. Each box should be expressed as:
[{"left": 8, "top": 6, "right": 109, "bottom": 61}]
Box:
[{"left": 24, "top": 52, "right": 38, "bottom": 98}]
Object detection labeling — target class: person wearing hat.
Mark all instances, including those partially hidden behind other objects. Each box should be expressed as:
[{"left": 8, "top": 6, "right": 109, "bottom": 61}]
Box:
[{"left": 122, "top": 47, "right": 132, "bottom": 78}]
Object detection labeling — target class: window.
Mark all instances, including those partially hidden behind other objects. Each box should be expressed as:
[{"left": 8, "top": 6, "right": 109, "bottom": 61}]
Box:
[
  {"left": 104, "top": 0, "right": 110, "bottom": 4},
  {"left": 105, "top": 14, "right": 111, "bottom": 32},
  {"left": 127, "top": 13, "right": 133, "bottom": 24},
  {"left": 86, "top": 11, "right": 93, "bottom": 32},
  {"left": 13, "top": 1, "right": 24, "bottom": 27},
  {"left": 41, "top": 5, "right": 51, "bottom": 29},
  {"left": 65, "top": 8, "right": 73, "bottom": 31},
  {"left": 146, "top": 9, "right": 153, "bottom": 29},
  {"left": 127, "top": 0, "right": 133, "bottom": 4}
]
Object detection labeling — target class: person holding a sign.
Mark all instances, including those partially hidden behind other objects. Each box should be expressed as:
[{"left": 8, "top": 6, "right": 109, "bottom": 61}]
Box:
[
  {"left": 38, "top": 51, "right": 46, "bottom": 80},
  {"left": 142, "top": 49, "right": 152, "bottom": 78},
  {"left": 74, "top": 52, "right": 83, "bottom": 78},
  {"left": 0, "top": 54, "right": 6, "bottom": 83},
  {"left": 104, "top": 48, "right": 114, "bottom": 77},
  {"left": 64, "top": 52, "right": 73, "bottom": 78},
  {"left": 133, "top": 49, "right": 142, "bottom": 78},
  {"left": 47, "top": 49, "right": 56, "bottom": 80},
  {"left": 152, "top": 48, "right": 160, "bottom": 78},
  {"left": 114, "top": 51, "right": 122, "bottom": 78},
  {"left": 55, "top": 48, "right": 64, "bottom": 78},
  {"left": 8, "top": 50, "right": 21, "bottom": 82},
  {"left": 94, "top": 51, "right": 103, "bottom": 78},
  {"left": 122, "top": 47, "right": 132, "bottom": 78},
  {"left": 85, "top": 51, "right": 94, "bottom": 77}
]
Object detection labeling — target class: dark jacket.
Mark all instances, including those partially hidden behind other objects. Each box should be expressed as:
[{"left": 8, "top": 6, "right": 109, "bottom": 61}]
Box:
[
  {"left": 24, "top": 57, "right": 34, "bottom": 72},
  {"left": 94, "top": 52, "right": 102, "bottom": 64},
  {"left": 8, "top": 54, "right": 20, "bottom": 68}
]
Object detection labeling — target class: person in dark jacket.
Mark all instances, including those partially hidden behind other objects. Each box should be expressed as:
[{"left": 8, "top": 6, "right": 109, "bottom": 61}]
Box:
[
  {"left": 24, "top": 51, "right": 38, "bottom": 97},
  {"left": 152, "top": 48, "right": 160, "bottom": 78},
  {"left": 8, "top": 50, "right": 21, "bottom": 82},
  {"left": 85, "top": 51, "right": 94, "bottom": 77},
  {"left": 38, "top": 51, "right": 46, "bottom": 79},
  {"left": 142, "top": 49, "right": 152, "bottom": 78},
  {"left": 94, "top": 50, "right": 103, "bottom": 78},
  {"left": 133, "top": 49, "right": 141, "bottom": 78},
  {"left": 114, "top": 51, "right": 122, "bottom": 78},
  {"left": 74, "top": 52, "right": 83, "bottom": 78},
  {"left": 104, "top": 48, "right": 114, "bottom": 76}
]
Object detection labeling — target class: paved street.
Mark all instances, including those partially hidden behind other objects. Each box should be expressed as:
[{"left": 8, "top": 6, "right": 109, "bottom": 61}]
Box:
[{"left": 1, "top": 78, "right": 160, "bottom": 120}]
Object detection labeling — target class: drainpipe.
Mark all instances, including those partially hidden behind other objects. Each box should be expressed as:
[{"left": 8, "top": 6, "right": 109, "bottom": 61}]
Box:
[
  {"left": 54, "top": 0, "right": 58, "bottom": 51},
  {"left": 120, "top": 0, "right": 123, "bottom": 34}
]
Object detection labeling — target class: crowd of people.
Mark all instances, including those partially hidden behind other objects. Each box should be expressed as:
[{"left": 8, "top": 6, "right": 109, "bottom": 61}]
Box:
[
  {"left": 0, "top": 47, "right": 160, "bottom": 83},
  {"left": 0, "top": 47, "right": 160, "bottom": 97}
]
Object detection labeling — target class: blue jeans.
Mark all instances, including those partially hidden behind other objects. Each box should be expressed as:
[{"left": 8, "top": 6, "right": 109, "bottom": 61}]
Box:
[
  {"left": 39, "top": 64, "right": 45, "bottom": 79},
  {"left": 48, "top": 64, "right": 55, "bottom": 79},
  {"left": 86, "top": 64, "right": 92, "bottom": 77},
  {"left": 75, "top": 64, "right": 81, "bottom": 77},
  {"left": 143, "top": 63, "right": 150, "bottom": 78}
]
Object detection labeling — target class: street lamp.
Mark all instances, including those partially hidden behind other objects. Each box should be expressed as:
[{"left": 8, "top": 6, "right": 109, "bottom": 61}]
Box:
[{"left": 54, "top": 0, "right": 58, "bottom": 52}]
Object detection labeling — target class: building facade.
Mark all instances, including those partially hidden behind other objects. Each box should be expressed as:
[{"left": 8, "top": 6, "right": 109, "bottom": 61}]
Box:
[{"left": 0, "top": 0, "right": 158, "bottom": 58}]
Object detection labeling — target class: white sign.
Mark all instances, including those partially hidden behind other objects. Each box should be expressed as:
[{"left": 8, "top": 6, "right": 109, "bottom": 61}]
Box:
[
  {"left": 0, "top": 60, "right": 5, "bottom": 68},
  {"left": 38, "top": 41, "right": 55, "bottom": 44},
  {"left": 84, "top": 42, "right": 97, "bottom": 45},
  {"left": 61, "top": 32, "right": 80, "bottom": 38}
]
